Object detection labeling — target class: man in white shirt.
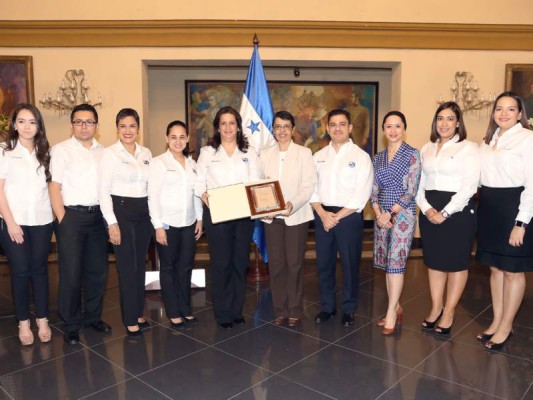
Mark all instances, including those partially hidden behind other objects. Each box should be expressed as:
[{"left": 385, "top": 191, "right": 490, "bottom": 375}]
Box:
[
  {"left": 49, "top": 104, "right": 111, "bottom": 345},
  {"left": 311, "top": 109, "right": 373, "bottom": 326}
]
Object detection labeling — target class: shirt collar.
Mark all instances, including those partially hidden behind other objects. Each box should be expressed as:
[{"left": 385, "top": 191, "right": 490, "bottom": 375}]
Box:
[
  {"left": 494, "top": 122, "right": 523, "bottom": 141},
  {"left": 70, "top": 135, "right": 100, "bottom": 150},
  {"left": 117, "top": 139, "right": 140, "bottom": 156}
]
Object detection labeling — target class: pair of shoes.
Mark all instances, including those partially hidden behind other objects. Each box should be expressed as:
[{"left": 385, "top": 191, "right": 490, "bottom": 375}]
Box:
[
  {"left": 476, "top": 332, "right": 494, "bottom": 343},
  {"left": 90, "top": 320, "right": 112, "bottom": 334},
  {"left": 137, "top": 319, "right": 151, "bottom": 330},
  {"left": 170, "top": 318, "right": 185, "bottom": 329},
  {"left": 36, "top": 318, "right": 52, "bottom": 343},
  {"left": 314, "top": 311, "right": 336, "bottom": 323},
  {"left": 184, "top": 315, "right": 199, "bottom": 324},
  {"left": 219, "top": 322, "right": 233, "bottom": 329},
  {"left": 288, "top": 317, "right": 301, "bottom": 327},
  {"left": 434, "top": 321, "right": 453, "bottom": 336},
  {"left": 63, "top": 331, "right": 80, "bottom": 345},
  {"left": 341, "top": 313, "right": 354, "bottom": 326},
  {"left": 273, "top": 316, "right": 287, "bottom": 326},
  {"left": 377, "top": 306, "right": 404, "bottom": 327},
  {"left": 126, "top": 326, "right": 143, "bottom": 338},
  {"left": 421, "top": 309, "right": 443, "bottom": 330},
  {"left": 485, "top": 331, "right": 513, "bottom": 350},
  {"left": 233, "top": 317, "right": 245, "bottom": 325},
  {"left": 18, "top": 320, "right": 34, "bottom": 346}
]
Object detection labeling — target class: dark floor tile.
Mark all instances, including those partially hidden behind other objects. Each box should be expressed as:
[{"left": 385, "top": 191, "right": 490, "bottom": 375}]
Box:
[
  {"left": 241, "top": 288, "right": 275, "bottom": 324},
  {"left": 215, "top": 323, "right": 326, "bottom": 373},
  {"left": 82, "top": 377, "right": 172, "bottom": 400},
  {"left": 0, "top": 348, "right": 132, "bottom": 399},
  {"left": 231, "top": 375, "right": 332, "bottom": 399},
  {"left": 280, "top": 344, "right": 410, "bottom": 399},
  {"left": 90, "top": 325, "right": 207, "bottom": 375},
  {"left": 0, "top": 387, "right": 10, "bottom": 400},
  {"left": 415, "top": 340, "right": 533, "bottom": 399},
  {"left": 139, "top": 347, "right": 272, "bottom": 399}
]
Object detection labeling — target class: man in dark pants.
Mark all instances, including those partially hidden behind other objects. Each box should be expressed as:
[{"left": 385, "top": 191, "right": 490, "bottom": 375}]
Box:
[
  {"left": 49, "top": 104, "right": 111, "bottom": 344},
  {"left": 310, "top": 109, "right": 373, "bottom": 326}
]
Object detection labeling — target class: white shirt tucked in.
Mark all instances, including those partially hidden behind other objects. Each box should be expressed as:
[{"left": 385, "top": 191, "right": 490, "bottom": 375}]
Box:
[
  {"left": 50, "top": 136, "right": 104, "bottom": 206},
  {"left": 98, "top": 140, "right": 152, "bottom": 225},
  {"left": 479, "top": 123, "right": 533, "bottom": 223},
  {"left": 416, "top": 135, "right": 480, "bottom": 215},
  {"left": 0, "top": 142, "right": 52, "bottom": 226},
  {"left": 194, "top": 145, "right": 261, "bottom": 196},
  {"left": 148, "top": 150, "right": 202, "bottom": 229},
  {"left": 310, "top": 140, "right": 373, "bottom": 212}
]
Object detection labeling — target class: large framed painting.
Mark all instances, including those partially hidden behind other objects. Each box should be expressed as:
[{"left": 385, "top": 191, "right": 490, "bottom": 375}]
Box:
[
  {"left": 505, "top": 64, "right": 533, "bottom": 123},
  {"left": 0, "top": 56, "right": 35, "bottom": 132},
  {"left": 186, "top": 80, "right": 378, "bottom": 157}
]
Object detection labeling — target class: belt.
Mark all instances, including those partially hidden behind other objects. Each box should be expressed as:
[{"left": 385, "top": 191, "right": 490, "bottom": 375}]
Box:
[
  {"left": 65, "top": 205, "right": 101, "bottom": 213},
  {"left": 321, "top": 205, "right": 343, "bottom": 213}
]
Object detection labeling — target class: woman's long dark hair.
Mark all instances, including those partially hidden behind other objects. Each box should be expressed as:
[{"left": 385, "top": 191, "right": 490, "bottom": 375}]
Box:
[
  {"left": 5, "top": 103, "right": 51, "bottom": 182},
  {"left": 166, "top": 120, "right": 191, "bottom": 157},
  {"left": 430, "top": 101, "right": 467, "bottom": 143},
  {"left": 211, "top": 106, "right": 249, "bottom": 152},
  {"left": 483, "top": 91, "right": 530, "bottom": 145}
]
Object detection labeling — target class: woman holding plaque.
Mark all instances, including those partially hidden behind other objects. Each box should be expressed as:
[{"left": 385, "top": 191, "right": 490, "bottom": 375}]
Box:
[
  {"left": 260, "top": 111, "right": 316, "bottom": 327},
  {"left": 195, "top": 106, "right": 260, "bottom": 329}
]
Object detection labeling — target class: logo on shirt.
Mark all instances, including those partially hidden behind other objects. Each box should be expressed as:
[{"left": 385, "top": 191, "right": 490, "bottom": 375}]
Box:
[
  {"left": 210, "top": 160, "right": 220, "bottom": 163},
  {"left": 166, "top": 169, "right": 176, "bottom": 172},
  {"left": 143, "top": 160, "right": 150, "bottom": 165},
  {"left": 316, "top": 160, "right": 326, "bottom": 164},
  {"left": 348, "top": 161, "right": 356, "bottom": 168},
  {"left": 242, "top": 157, "right": 249, "bottom": 163}
]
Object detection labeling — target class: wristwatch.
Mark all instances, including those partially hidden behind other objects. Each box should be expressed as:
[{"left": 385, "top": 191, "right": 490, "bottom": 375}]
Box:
[
  {"left": 515, "top": 220, "right": 528, "bottom": 228},
  {"left": 441, "top": 211, "right": 450, "bottom": 219}
]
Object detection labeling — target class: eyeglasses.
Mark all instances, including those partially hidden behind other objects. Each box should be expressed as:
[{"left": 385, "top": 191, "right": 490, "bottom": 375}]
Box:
[
  {"left": 274, "top": 124, "right": 293, "bottom": 131},
  {"left": 72, "top": 120, "right": 97, "bottom": 127}
]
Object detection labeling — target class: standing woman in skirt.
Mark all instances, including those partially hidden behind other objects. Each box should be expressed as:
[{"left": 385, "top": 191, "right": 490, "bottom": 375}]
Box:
[
  {"left": 148, "top": 120, "right": 203, "bottom": 329},
  {"left": 0, "top": 104, "right": 53, "bottom": 345},
  {"left": 371, "top": 111, "right": 421, "bottom": 335},
  {"left": 416, "top": 101, "right": 480, "bottom": 335},
  {"left": 99, "top": 108, "right": 153, "bottom": 337},
  {"left": 476, "top": 92, "right": 533, "bottom": 349}
]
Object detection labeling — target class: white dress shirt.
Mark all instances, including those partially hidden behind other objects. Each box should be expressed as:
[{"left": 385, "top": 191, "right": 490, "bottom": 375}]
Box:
[
  {"left": 98, "top": 140, "right": 152, "bottom": 225},
  {"left": 416, "top": 135, "right": 480, "bottom": 215},
  {"left": 0, "top": 141, "right": 52, "bottom": 226},
  {"left": 194, "top": 145, "right": 261, "bottom": 195},
  {"left": 50, "top": 136, "right": 104, "bottom": 206},
  {"left": 148, "top": 150, "right": 202, "bottom": 229},
  {"left": 310, "top": 140, "right": 373, "bottom": 212},
  {"left": 479, "top": 123, "right": 533, "bottom": 223}
]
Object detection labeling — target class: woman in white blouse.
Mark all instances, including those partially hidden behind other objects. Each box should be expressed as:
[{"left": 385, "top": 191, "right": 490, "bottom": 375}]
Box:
[
  {"left": 416, "top": 101, "right": 480, "bottom": 336},
  {"left": 476, "top": 92, "right": 533, "bottom": 350},
  {"left": 0, "top": 104, "right": 53, "bottom": 345},
  {"left": 99, "top": 108, "right": 152, "bottom": 337},
  {"left": 148, "top": 120, "right": 203, "bottom": 329},
  {"left": 195, "top": 106, "right": 260, "bottom": 329}
]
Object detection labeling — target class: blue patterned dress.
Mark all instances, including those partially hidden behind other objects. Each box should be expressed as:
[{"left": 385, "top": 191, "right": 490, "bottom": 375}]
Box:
[{"left": 371, "top": 142, "right": 421, "bottom": 273}]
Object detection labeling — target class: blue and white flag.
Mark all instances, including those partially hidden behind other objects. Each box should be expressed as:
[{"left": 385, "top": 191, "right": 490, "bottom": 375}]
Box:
[
  {"left": 240, "top": 44, "right": 276, "bottom": 153},
  {"left": 240, "top": 43, "right": 274, "bottom": 263}
]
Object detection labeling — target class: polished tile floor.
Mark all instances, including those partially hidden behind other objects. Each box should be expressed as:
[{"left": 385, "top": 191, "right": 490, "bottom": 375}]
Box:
[{"left": 0, "top": 253, "right": 532, "bottom": 399}]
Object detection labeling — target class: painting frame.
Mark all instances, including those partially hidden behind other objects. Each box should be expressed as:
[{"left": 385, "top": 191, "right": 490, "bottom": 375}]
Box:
[
  {"left": 505, "top": 64, "right": 533, "bottom": 121},
  {"left": 186, "top": 80, "right": 379, "bottom": 158},
  {"left": 0, "top": 56, "right": 35, "bottom": 117}
]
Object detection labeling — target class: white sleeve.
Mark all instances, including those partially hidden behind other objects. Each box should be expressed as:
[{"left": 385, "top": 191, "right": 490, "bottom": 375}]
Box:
[
  {"left": 97, "top": 149, "right": 117, "bottom": 225},
  {"left": 148, "top": 158, "right": 164, "bottom": 229},
  {"left": 50, "top": 145, "right": 66, "bottom": 184},
  {"left": 194, "top": 147, "right": 209, "bottom": 197},
  {"left": 346, "top": 151, "right": 374, "bottom": 211},
  {"left": 517, "top": 134, "right": 533, "bottom": 223}
]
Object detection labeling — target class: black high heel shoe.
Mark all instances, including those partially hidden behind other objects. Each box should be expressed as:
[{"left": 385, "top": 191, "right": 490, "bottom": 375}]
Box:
[
  {"left": 476, "top": 332, "right": 494, "bottom": 343},
  {"left": 434, "top": 321, "right": 453, "bottom": 336},
  {"left": 485, "top": 331, "right": 513, "bottom": 350},
  {"left": 421, "top": 309, "right": 443, "bottom": 331}
]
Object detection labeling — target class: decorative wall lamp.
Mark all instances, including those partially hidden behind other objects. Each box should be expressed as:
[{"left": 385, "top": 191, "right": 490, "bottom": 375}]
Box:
[
  {"left": 40, "top": 69, "right": 102, "bottom": 115},
  {"left": 438, "top": 71, "right": 494, "bottom": 114}
]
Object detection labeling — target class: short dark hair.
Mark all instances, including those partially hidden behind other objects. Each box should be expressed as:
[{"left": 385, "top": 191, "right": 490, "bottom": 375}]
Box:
[
  {"left": 70, "top": 103, "right": 98, "bottom": 124},
  {"left": 274, "top": 110, "right": 295, "bottom": 127},
  {"left": 483, "top": 91, "right": 529, "bottom": 145},
  {"left": 115, "top": 108, "right": 140, "bottom": 127},
  {"left": 430, "top": 101, "right": 467, "bottom": 143},
  {"left": 166, "top": 120, "right": 190, "bottom": 157},
  {"left": 382, "top": 111, "right": 407, "bottom": 130},
  {"left": 327, "top": 109, "right": 351, "bottom": 124},
  {"left": 211, "top": 106, "right": 249, "bottom": 152}
]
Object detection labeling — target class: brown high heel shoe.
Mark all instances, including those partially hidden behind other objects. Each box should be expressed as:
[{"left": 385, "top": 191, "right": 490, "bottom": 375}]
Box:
[
  {"left": 36, "top": 318, "right": 52, "bottom": 343},
  {"left": 377, "top": 306, "right": 403, "bottom": 327},
  {"left": 18, "top": 320, "right": 34, "bottom": 346},
  {"left": 382, "top": 314, "right": 401, "bottom": 336}
]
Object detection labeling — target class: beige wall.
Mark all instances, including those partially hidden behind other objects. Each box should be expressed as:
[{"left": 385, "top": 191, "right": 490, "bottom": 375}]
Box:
[{"left": 1, "top": 0, "right": 532, "bottom": 24}]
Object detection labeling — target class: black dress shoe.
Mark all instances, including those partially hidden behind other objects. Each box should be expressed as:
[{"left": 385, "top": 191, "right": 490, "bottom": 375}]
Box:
[
  {"left": 219, "top": 322, "right": 233, "bottom": 329},
  {"left": 138, "top": 320, "right": 151, "bottom": 330},
  {"left": 314, "top": 311, "right": 336, "bottom": 323},
  {"left": 233, "top": 317, "right": 245, "bottom": 325},
  {"left": 341, "top": 313, "right": 354, "bottom": 326},
  {"left": 126, "top": 327, "right": 143, "bottom": 338},
  {"left": 91, "top": 320, "right": 112, "bottom": 334},
  {"left": 63, "top": 331, "right": 80, "bottom": 345},
  {"left": 170, "top": 319, "right": 185, "bottom": 329}
]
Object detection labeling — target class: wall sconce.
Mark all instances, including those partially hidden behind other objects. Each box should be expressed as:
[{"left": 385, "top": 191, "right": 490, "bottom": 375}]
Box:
[
  {"left": 40, "top": 69, "right": 102, "bottom": 115},
  {"left": 437, "top": 71, "right": 494, "bottom": 114}
]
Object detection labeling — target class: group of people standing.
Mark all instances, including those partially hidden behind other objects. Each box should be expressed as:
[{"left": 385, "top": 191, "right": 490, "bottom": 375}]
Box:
[{"left": 0, "top": 90, "right": 531, "bottom": 353}]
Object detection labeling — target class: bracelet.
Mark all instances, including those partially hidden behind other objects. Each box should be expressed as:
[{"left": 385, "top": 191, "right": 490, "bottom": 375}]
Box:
[
  {"left": 441, "top": 211, "right": 450, "bottom": 219},
  {"left": 515, "top": 220, "right": 528, "bottom": 228}
]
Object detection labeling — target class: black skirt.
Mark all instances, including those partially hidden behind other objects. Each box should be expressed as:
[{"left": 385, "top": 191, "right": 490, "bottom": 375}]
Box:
[
  {"left": 419, "top": 190, "right": 476, "bottom": 271},
  {"left": 476, "top": 186, "right": 533, "bottom": 272}
]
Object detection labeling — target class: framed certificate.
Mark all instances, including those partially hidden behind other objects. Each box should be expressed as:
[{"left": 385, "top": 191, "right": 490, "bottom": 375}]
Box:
[{"left": 245, "top": 181, "right": 285, "bottom": 217}]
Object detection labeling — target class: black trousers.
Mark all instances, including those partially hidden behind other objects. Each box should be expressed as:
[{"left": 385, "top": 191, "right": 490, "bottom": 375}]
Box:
[
  {"left": 203, "top": 206, "right": 254, "bottom": 324},
  {"left": 314, "top": 207, "right": 363, "bottom": 314},
  {"left": 55, "top": 208, "right": 109, "bottom": 332},
  {"left": 0, "top": 220, "right": 53, "bottom": 321},
  {"left": 112, "top": 196, "right": 152, "bottom": 326},
  {"left": 156, "top": 223, "right": 197, "bottom": 319}
]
